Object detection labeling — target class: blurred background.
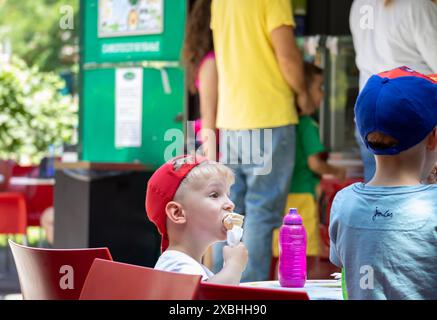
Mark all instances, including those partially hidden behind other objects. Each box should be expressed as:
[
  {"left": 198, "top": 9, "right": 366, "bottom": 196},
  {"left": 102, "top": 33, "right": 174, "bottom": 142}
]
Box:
[{"left": 0, "top": 0, "right": 363, "bottom": 298}]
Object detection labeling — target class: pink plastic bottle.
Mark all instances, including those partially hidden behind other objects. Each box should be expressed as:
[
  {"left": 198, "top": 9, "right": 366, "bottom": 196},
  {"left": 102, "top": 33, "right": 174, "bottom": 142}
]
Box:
[{"left": 278, "top": 208, "right": 307, "bottom": 288}]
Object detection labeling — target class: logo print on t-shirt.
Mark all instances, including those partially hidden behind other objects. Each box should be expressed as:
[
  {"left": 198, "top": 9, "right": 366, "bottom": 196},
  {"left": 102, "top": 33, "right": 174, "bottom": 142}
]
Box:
[{"left": 372, "top": 207, "right": 393, "bottom": 221}]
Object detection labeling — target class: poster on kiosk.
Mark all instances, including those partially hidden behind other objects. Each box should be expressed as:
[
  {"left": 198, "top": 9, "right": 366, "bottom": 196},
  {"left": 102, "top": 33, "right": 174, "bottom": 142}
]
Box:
[{"left": 80, "top": 0, "right": 186, "bottom": 168}]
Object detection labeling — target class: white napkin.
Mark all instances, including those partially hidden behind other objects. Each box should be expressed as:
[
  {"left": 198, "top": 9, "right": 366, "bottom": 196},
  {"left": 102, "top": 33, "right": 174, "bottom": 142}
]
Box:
[
  {"left": 227, "top": 226, "right": 243, "bottom": 247},
  {"left": 331, "top": 272, "right": 342, "bottom": 280}
]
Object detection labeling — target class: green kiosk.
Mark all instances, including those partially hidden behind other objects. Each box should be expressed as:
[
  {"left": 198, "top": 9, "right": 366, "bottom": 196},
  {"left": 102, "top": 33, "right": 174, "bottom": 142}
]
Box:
[{"left": 54, "top": 0, "right": 187, "bottom": 267}]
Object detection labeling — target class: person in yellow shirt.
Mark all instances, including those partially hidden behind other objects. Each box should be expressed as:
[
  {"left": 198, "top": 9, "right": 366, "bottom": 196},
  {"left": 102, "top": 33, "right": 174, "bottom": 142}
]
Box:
[{"left": 208, "top": 0, "right": 316, "bottom": 281}]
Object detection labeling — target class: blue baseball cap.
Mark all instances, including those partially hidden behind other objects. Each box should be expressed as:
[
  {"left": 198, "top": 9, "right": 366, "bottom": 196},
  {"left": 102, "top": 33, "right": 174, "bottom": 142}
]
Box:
[{"left": 355, "top": 66, "right": 437, "bottom": 155}]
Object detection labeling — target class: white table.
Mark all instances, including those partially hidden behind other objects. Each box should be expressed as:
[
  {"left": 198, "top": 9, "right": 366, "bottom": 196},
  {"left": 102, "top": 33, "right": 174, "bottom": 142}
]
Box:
[
  {"left": 9, "top": 177, "right": 55, "bottom": 186},
  {"left": 241, "top": 280, "right": 343, "bottom": 300}
]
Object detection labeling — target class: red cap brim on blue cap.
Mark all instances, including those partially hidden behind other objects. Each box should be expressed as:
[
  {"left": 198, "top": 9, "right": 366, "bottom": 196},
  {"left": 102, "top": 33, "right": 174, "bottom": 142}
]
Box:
[
  {"left": 378, "top": 66, "right": 437, "bottom": 83},
  {"left": 355, "top": 66, "right": 437, "bottom": 155}
]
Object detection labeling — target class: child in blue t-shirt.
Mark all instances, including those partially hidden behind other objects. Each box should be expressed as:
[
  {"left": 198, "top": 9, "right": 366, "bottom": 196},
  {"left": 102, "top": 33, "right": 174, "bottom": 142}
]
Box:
[{"left": 329, "top": 66, "right": 437, "bottom": 300}]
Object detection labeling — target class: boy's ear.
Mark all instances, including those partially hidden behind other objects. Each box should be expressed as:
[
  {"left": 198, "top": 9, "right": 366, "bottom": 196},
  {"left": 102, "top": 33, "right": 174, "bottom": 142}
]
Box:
[
  {"left": 165, "top": 201, "right": 187, "bottom": 224},
  {"left": 426, "top": 128, "right": 437, "bottom": 151}
]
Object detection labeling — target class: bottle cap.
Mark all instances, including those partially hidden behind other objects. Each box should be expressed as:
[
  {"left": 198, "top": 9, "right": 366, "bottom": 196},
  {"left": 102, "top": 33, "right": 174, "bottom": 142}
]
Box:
[{"left": 283, "top": 208, "right": 303, "bottom": 225}]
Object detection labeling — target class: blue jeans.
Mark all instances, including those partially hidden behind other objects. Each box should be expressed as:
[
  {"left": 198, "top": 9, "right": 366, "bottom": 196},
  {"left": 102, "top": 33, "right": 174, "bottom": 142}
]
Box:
[
  {"left": 355, "top": 126, "right": 375, "bottom": 183},
  {"left": 212, "top": 125, "right": 296, "bottom": 282}
]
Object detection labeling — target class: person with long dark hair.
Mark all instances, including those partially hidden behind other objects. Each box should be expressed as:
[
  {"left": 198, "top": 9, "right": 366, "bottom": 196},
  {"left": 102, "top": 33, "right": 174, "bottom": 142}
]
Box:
[{"left": 182, "top": 0, "right": 218, "bottom": 161}]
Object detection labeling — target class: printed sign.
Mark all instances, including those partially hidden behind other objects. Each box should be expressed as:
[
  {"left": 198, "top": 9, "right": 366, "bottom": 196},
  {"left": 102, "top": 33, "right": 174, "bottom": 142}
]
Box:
[
  {"left": 99, "top": 0, "right": 164, "bottom": 38},
  {"left": 115, "top": 68, "right": 143, "bottom": 148}
]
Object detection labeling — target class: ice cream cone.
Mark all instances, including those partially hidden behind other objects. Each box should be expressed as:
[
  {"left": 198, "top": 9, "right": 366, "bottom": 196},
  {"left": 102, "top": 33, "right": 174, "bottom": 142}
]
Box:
[{"left": 223, "top": 212, "right": 244, "bottom": 230}]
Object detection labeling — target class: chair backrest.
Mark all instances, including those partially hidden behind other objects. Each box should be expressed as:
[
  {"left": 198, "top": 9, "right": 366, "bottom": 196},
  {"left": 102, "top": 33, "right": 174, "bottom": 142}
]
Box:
[
  {"left": 11, "top": 163, "right": 38, "bottom": 177},
  {"left": 25, "top": 184, "right": 53, "bottom": 227},
  {"left": 197, "top": 282, "right": 309, "bottom": 300},
  {"left": 8, "top": 240, "right": 112, "bottom": 300},
  {"left": 0, "top": 193, "right": 27, "bottom": 234},
  {"left": 0, "top": 160, "right": 14, "bottom": 191},
  {"left": 79, "top": 259, "right": 201, "bottom": 300},
  {"left": 318, "top": 177, "right": 363, "bottom": 246}
]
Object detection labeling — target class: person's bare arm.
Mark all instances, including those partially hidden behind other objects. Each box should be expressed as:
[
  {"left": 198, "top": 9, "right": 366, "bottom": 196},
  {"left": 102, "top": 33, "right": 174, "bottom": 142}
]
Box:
[
  {"left": 270, "top": 25, "right": 315, "bottom": 115},
  {"left": 206, "top": 261, "right": 244, "bottom": 285},
  {"left": 206, "top": 243, "right": 248, "bottom": 285},
  {"left": 198, "top": 58, "right": 219, "bottom": 161},
  {"left": 308, "top": 154, "right": 346, "bottom": 180}
]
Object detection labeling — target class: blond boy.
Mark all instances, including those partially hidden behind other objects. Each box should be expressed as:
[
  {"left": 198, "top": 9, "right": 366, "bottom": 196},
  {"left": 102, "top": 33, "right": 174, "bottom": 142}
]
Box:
[{"left": 146, "top": 155, "right": 248, "bottom": 285}]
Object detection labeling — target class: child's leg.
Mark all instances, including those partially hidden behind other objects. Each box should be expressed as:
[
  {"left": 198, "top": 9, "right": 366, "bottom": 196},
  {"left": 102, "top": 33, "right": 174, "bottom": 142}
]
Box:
[
  {"left": 298, "top": 194, "right": 321, "bottom": 256},
  {"left": 279, "top": 193, "right": 321, "bottom": 256}
]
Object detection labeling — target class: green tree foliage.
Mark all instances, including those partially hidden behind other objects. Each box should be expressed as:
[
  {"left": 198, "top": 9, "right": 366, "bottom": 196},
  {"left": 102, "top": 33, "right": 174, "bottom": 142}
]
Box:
[
  {"left": 0, "top": 57, "right": 77, "bottom": 163},
  {"left": 0, "top": 0, "right": 79, "bottom": 72}
]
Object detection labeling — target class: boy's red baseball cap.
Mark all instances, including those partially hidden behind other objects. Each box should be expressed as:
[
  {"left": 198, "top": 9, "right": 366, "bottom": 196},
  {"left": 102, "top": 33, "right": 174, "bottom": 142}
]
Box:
[{"left": 145, "top": 155, "right": 208, "bottom": 253}]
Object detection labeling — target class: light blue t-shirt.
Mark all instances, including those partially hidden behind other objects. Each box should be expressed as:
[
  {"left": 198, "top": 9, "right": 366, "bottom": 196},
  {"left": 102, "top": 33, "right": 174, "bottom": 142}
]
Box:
[{"left": 329, "top": 183, "right": 437, "bottom": 300}]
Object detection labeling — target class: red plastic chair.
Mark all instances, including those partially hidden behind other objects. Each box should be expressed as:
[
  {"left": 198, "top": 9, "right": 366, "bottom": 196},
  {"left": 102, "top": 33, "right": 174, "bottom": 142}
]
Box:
[
  {"left": 0, "top": 192, "right": 28, "bottom": 275},
  {"left": 24, "top": 185, "right": 53, "bottom": 227},
  {"left": 8, "top": 240, "right": 112, "bottom": 300},
  {"left": 318, "top": 177, "right": 363, "bottom": 249},
  {"left": 79, "top": 259, "right": 202, "bottom": 300},
  {"left": 11, "top": 163, "right": 38, "bottom": 177},
  {"left": 0, "top": 159, "right": 14, "bottom": 191},
  {"left": 196, "top": 282, "right": 309, "bottom": 300},
  {"left": 6, "top": 163, "right": 52, "bottom": 227},
  {"left": 0, "top": 193, "right": 27, "bottom": 236}
]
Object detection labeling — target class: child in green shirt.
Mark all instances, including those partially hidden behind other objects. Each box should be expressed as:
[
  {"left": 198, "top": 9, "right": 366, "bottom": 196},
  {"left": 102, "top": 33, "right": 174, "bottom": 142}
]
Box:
[{"left": 273, "top": 63, "right": 345, "bottom": 267}]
